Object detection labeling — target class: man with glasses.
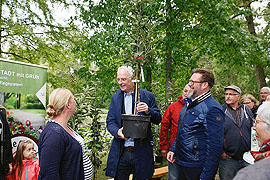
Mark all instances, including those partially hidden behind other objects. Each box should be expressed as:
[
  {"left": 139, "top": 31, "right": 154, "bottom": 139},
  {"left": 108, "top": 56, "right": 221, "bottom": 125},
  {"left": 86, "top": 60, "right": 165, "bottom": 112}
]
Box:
[
  {"left": 106, "top": 66, "right": 162, "bottom": 180},
  {"left": 259, "top": 87, "right": 270, "bottom": 105},
  {"left": 167, "top": 68, "right": 225, "bottom": 180},
  {"left": 219, "top": 85, "right": 254, "bottom": 180}
]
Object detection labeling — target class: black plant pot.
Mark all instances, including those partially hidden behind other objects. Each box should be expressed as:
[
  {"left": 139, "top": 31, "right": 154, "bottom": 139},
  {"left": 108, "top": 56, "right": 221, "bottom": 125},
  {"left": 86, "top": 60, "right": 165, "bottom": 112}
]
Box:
[{"left": 122, "top": 114, "right": 150, "bottom": 138}]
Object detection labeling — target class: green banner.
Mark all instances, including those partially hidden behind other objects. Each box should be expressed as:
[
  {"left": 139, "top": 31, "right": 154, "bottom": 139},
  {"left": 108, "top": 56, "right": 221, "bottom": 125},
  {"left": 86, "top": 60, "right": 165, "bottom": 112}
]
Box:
[{"left": 0, "top": 58, "right": 47, "bottom": 107}]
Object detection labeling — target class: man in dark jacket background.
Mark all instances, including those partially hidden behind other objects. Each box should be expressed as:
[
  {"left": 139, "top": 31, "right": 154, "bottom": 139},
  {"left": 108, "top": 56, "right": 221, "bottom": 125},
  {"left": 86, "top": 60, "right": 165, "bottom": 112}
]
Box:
[
  {"left": 167, "top": 68, "right": 225, "bottom": 180},
  {"left": 105, "top": 66, "right": 161, "bottom": 180},
  {"left": 159, "top": 84, "right": 190, "bottom": 180},
  {"left": 219, "top": 85, "right": 253, "bottom": 180}
]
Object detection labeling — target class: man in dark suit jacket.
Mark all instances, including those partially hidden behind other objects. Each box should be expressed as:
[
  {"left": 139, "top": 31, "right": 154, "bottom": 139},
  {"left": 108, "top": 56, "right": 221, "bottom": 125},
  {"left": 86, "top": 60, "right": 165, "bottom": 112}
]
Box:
[{"left": 105, "top": 66, "right": 161, "bottom": 180}]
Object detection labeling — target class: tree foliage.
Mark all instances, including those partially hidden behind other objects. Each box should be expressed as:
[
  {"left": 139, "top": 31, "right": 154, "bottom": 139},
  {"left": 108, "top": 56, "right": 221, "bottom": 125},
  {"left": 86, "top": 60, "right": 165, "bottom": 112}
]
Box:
[
  {"left": 70, "top": 85, "right": 111, "bottom": 179},
  {"left": 1, "top": 0, "right": 269, "bottom": 111},
  {"left": 0, "top": 0, "right": 85, "bottom": 96},
  {"left": 75, "top": 0, "right": 269, "bottom": 107}
]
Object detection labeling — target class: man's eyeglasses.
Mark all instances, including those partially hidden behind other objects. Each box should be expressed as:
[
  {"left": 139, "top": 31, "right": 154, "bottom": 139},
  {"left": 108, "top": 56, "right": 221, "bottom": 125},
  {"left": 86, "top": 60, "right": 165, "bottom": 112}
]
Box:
[
  {"left": 243, "top": 101, "right": 252, "bottom": 104},
  {"left": 225, "top": 93, "right": 239, "bottom": 96},
  {"left": 188, "top": 80, "right": 204, "bottom": 85},
  {"left": 117, "top": 78, "right": 131, "bottom": 82}
]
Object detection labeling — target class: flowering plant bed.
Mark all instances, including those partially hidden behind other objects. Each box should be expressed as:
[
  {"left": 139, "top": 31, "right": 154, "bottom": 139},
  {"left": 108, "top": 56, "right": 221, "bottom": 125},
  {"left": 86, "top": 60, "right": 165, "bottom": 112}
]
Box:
[{"left": 7, "top": 111, "right": 42, "bottom": 140}]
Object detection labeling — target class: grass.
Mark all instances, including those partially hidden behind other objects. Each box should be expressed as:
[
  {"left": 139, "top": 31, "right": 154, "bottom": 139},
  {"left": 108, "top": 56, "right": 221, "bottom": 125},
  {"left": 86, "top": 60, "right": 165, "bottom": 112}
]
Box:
[{"left": 94, "top": 155, "right": 110, "bottom": 180}]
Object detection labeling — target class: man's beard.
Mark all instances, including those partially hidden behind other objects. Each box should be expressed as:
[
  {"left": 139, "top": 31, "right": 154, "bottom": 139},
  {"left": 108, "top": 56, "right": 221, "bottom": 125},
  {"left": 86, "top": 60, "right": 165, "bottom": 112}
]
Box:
[{"left": 187, "top": 85, "right": 201, "bottom": 99}]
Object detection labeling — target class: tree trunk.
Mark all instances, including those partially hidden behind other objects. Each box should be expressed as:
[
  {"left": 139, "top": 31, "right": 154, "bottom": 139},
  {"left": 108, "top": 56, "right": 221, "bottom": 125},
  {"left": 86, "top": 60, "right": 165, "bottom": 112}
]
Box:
[
  {"left": 145, "top": 56, "right": 152, "bottom": 92},
  {"left": 4, "top": 93, "right": 12, "bottom": 102},
  {"left": 165, "top": 46, "right": 172, "bottom": 101},
  {"left": 243, "top": 0, "right": 266, "bottom": 90},
  {"left": 254, "top": 65, "right": 267, "bottom": 89},
  {"left": 228, "top": 72, "right": 233, "bottom": 85},
  {"left": 165, "top": 0, "right": 173, "bottom": 102},
  {"left": 17, "top": 93, "right": 21, "bottom": 109},
  {"left": 0, "top": 93, "right": 4, "bottom": 106}
]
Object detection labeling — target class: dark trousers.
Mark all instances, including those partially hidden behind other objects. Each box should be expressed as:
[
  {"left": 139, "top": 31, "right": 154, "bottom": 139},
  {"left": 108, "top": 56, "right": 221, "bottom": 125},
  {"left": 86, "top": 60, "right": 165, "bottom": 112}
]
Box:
[
  {"left": 169, "top": 163, "right": 202, "bottom": 180},
  {"left": 0, "top": 171, "right": 5, "bottom": 180},
  {"left": 115, "top": 149, "right": 145, "bottom": 180}
]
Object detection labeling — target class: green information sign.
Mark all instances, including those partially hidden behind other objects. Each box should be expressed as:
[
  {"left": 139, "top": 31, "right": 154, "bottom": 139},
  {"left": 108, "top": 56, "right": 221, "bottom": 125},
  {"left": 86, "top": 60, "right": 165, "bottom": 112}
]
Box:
[{"left": 0, "top": 58, "right": 47, "bottom": 107}]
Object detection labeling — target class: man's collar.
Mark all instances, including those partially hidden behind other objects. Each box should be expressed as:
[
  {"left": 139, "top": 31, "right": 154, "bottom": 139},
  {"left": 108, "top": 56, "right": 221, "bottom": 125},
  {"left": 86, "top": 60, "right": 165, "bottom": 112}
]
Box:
[
  {"left": 226, "top": 103, "right": 241, "bottom": 110},
  {"left": 186, "top": 91, "right": 211, "bottom": 109},
  {"left": 124, "top": 92, "right": 134, "bottom": 96},
  {"left": 192, "top": 91, "right": 211, "bottom": 103}
]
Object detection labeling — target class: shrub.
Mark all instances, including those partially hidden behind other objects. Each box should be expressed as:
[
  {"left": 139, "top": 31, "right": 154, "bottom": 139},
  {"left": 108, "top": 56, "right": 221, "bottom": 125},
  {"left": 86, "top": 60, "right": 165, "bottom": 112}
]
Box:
[
  {"left": 6, "top": 105, "right": 14, "bottom": 109},
  {"left": 23, "top": 103, "right": 44, "bottom": 109},
  {"left": 25, "top": 103, "right": 34, "bottom": 109},
  {"left": 32, "top": 103, "right": 44, "bottom": 109}
]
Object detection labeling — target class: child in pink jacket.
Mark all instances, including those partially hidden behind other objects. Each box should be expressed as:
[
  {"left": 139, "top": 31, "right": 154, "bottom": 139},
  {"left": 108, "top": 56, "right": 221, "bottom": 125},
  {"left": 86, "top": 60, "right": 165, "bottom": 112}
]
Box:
[{"left": 6, "top": 140, "right": 39, "bottom": 180}]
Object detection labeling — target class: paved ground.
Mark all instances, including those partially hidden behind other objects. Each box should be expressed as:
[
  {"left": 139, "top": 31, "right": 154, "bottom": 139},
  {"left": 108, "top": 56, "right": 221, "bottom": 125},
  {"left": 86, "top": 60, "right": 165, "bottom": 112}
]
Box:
[{"left": 8, "top": 109, "right": 45, "bottom": 129}]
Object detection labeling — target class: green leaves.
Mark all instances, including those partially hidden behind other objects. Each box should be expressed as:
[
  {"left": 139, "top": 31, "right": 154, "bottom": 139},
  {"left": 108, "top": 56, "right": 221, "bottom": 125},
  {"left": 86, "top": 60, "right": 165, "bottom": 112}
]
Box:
[{"left": 77, "top": 0, "right": 268, "bottom": 103}]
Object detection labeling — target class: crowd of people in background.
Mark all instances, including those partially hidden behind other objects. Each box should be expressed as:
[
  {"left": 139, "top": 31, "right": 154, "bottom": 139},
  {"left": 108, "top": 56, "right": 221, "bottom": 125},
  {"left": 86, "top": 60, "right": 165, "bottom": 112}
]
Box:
[
  {"left": 161, "top": 84, "right": 270, "bottom": 180},
  {"left": 0, "top": 65, "right": 270, "bottom": 180}
]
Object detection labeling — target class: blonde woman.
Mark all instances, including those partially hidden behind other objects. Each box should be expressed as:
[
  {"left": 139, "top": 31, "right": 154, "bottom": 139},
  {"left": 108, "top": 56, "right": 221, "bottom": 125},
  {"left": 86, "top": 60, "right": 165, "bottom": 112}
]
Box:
[
  {"left": 38, "top": 88, "right": 93, "bottom": 180},
  {"left": 241, "top": 94, "right": 259, "bottom": 117}
]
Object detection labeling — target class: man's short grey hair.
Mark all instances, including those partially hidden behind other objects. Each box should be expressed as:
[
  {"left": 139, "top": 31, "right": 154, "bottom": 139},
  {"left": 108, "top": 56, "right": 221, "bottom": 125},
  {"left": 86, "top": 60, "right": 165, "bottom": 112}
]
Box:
[
  {"left": 260, "top": 87, "right": 270, "bottom": 93},
  {"left": 117, "top": 66, "right": 134, "bottom": 78},
  {"left": 257, "top": 102, "right": 270, "bottom": 130}
]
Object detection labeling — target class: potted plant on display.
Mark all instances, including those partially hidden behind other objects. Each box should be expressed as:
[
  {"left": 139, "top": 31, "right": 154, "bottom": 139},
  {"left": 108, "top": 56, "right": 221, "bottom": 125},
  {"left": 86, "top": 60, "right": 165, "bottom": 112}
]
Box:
[{"left": 122, "top": 54, "right": 151, "bottom": 139}]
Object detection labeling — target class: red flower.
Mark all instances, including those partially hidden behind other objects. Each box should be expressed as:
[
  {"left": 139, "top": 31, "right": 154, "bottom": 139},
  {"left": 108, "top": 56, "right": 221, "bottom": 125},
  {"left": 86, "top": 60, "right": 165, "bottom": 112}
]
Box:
[
  {"left": 21, "top": 127, "right": 26, "bottom": 132},
  {"left": 25, "top": 120, "right": 31, "bottom": 127},
  {"left": 7, "top": 111, "right": 9, "bottom": 115}
]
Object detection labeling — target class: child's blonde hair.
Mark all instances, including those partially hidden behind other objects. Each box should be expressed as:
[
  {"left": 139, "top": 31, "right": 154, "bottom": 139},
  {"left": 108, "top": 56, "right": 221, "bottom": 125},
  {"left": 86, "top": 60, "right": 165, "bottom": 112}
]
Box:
[{"left": 13, "top": 140, "right": 35, "bottom": 180}]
